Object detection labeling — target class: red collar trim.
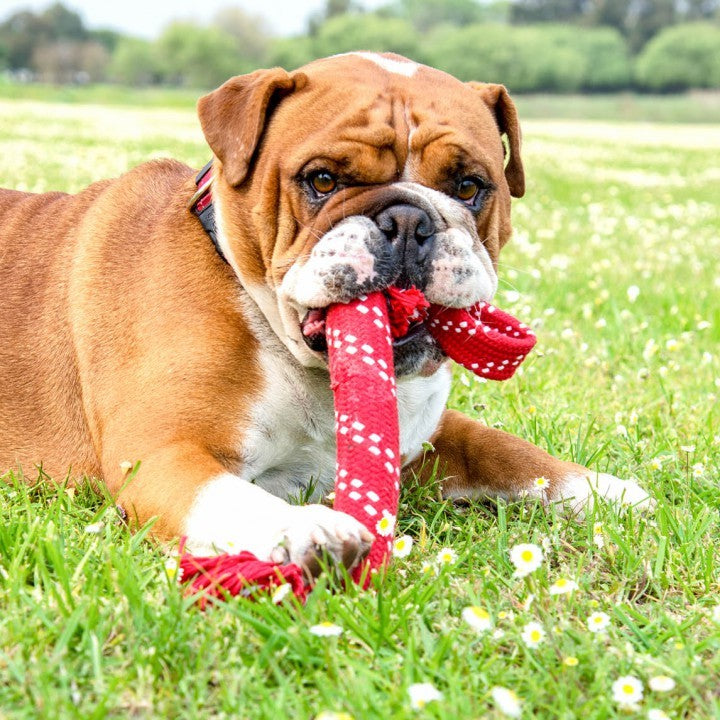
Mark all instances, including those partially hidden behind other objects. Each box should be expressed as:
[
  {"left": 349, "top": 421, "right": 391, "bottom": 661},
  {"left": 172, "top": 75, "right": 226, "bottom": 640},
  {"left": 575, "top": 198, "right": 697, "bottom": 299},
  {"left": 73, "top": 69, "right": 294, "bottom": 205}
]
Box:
[{"left": 189, "top": 160, "right": 227, "bottom": 264}]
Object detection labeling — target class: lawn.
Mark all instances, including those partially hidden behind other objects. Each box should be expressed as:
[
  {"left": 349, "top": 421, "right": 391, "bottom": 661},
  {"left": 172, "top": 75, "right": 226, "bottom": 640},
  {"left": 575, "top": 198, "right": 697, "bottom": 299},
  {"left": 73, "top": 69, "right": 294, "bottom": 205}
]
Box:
[{"left": 0, "top": 97, "right": 718, "bottom": 719}]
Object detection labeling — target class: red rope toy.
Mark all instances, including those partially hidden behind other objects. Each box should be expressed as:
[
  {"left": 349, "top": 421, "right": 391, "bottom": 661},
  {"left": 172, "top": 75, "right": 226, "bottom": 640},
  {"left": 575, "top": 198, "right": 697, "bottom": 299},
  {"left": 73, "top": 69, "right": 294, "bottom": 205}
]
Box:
[{"left": 177, "top": 287, "right": 535, "bottom": 606}]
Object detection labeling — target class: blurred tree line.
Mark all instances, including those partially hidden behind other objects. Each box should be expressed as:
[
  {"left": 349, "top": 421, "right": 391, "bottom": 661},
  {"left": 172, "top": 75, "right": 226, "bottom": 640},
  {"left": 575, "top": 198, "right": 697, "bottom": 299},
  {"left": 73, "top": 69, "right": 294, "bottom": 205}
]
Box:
[{"left": 1, "top": 0, "right": 719, "bottom": 92}]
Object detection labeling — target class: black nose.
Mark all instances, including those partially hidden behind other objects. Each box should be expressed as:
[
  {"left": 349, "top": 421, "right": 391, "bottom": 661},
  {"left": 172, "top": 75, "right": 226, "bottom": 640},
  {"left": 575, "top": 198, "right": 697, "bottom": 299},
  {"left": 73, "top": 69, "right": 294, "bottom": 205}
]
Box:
[{"left": 375, "top": 204, "right": 435, "bottom": 277}]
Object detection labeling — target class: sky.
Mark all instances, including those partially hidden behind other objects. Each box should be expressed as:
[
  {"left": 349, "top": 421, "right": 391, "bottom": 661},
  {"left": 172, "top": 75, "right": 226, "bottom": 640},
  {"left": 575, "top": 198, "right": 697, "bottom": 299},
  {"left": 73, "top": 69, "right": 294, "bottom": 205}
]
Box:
[{"left": 0, "top": 0, "right": 386, "bottom": 37}]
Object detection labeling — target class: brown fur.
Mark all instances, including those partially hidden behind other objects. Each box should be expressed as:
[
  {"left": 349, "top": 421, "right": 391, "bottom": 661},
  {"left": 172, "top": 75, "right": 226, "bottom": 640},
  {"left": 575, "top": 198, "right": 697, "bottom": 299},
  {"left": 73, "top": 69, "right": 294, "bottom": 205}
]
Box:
[
  {"left": 1, "top": 163, "right": 264, "bottom": 536},
  {"left": 411, "top": 410, "right": 587, "bottom": 500}
]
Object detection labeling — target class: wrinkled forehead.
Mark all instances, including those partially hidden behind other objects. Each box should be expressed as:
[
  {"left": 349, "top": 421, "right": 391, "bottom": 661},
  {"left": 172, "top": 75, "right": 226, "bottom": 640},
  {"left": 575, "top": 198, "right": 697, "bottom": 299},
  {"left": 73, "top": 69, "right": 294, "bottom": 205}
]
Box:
[
  {"left": 267, "top": 52, "right": 505, "bottom": 173},
  {"left": 301, "top": 52, "right": 496, "bottom": 127}
]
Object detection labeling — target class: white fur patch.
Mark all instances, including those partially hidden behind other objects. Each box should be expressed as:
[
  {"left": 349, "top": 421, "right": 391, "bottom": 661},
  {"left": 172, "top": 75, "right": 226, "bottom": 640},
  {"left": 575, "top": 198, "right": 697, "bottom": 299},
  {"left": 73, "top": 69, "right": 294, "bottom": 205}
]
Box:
[
  {"left": 183, "top": 472, "right": 291, "bottom": 557},
  {"left": 183, "top": 473, "right": 373, "bottom": 567},
  {"left": 350, "top": 52, "right": 419, "bottom": 77},
  {"left": 240, "top": 347, "right": 452, "bottom": 499},
  {"left": 440, "top": 471, "right": 652, "bottom": 514},
  {"left": 398, "top": 366, "right": 452, "bottom": 464},
  {"left": 240, "top": 347, "right": 337, "bottom": 500},
  {"left": 557, "top": 472, "right": 653, "bottom": 515},
  {"left": 280, "top": 216, "right": 382, "bottom": 309}
]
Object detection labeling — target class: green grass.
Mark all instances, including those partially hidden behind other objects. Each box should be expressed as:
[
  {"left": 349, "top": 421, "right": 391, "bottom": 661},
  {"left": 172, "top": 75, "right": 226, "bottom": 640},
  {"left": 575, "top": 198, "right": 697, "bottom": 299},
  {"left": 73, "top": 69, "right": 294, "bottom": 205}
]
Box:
[
  {"left": 0, "top": 78, "right": 201, "bottom": 109},
  {"left": 1, "top": 98, "right": 719, "bottom": 719},
  {"left": 514, "top": 90, "right": 720, "bottom": 124},
  {"left": 3, "top": 79, "right": 720, "bottom": 123}
]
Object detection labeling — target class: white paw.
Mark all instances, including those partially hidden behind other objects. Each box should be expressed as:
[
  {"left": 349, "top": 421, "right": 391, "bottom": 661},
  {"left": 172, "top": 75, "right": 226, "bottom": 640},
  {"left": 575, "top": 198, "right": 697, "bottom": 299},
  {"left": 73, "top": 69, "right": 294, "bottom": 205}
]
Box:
[
  {"left": 556, "top": 472, "right": 654, "bottom": 515},
  {"left": 271, "top": 503, "right": 374, "bottom": 579},
  {"left": 183, "top": 474, "right": 373, "bottom": 580}
]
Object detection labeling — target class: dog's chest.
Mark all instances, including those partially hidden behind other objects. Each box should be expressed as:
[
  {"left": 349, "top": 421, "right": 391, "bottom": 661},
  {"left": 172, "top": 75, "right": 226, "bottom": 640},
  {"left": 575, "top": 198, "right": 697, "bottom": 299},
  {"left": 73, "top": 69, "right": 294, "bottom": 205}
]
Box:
[{"left": 240, "top": 348, "right": 451, "bottom": 502}]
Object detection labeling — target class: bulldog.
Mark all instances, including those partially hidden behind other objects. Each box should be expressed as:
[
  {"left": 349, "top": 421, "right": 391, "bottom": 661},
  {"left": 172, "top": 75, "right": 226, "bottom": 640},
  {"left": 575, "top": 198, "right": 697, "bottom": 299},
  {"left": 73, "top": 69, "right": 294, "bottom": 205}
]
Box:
[{"left": 0, "top": 52, "right": 650, "bottom": 577}]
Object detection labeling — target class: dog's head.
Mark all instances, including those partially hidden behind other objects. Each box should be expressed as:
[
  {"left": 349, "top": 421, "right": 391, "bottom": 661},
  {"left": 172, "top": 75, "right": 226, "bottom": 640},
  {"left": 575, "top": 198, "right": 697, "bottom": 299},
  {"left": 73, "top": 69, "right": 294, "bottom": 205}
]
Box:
[{"left": 198, "top": 52, "right": 524, "bottom": 376}]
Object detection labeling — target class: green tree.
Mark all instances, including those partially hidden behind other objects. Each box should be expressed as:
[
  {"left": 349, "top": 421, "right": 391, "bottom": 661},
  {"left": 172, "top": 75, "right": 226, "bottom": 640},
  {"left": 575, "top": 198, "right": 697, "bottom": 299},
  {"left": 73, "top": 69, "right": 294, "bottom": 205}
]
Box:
[
  {"left": 41, "top": 2, "right": 86, "bottom": 40},
  {"left": 508, "top": 0, "right": 720, "bottom": 50},
  {"left": 382, "top": 0, "right": 495, "bottom": 31},
  {"left": 0, "top": 2, "right": 87, "bottom": 70},
  {"left": 587, "top": 0, "right": 628, "bottom": 33},
  {"left": 108, "top": 38, "right": 163, "bottom": 86},
  {"left": 89, "top": 28, "right": 123, "bottom": 53},
  {"left": 308, "top": 0, "right": 363, "bottom": 34},
  {"left": 626, "top": 0, "right": 678, "bottom": 52},
  {"left": 635, "top": 22, "right": 720, "bottom": 89},
  {"left": 212, "top": 7, "right": 271, "bottom": 67},
  {"left": 510, "top": 0, "right": 588, "bottom": 23},
  {"left": 0, "top": 10, "right": 52, "bottom": 69},
  {"left": 425, "top": 23, "right": 587, "bottom": 91},
  {"left": 156, "top": 22, "right": 246, "bottom": 88},
  {"left": 268, "top": 36, "right": 316, "bottom": 70},
  {"left": 577, "top": 26, "right": 631, "bottom": 90},
  {"left": 312, "top": 13, "right": 420, "bottom": 58}
]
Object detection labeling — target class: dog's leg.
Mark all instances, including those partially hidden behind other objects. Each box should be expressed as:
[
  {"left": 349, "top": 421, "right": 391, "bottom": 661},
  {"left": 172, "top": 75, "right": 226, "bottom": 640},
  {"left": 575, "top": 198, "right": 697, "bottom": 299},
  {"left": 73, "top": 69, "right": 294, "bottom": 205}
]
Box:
[
  {"left": 113, "top": 443, "right": 373, "bottom": 579},
  {"left": 409, "top": 410, "right": 651, "bottom": 512}
]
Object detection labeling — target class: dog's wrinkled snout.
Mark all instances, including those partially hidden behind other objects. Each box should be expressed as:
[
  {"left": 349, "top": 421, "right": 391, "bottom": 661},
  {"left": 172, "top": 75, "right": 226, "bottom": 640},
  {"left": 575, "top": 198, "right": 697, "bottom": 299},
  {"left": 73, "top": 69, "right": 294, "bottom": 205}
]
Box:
[{"left": 375, "top": 204, "right": 435, "bottom": 274}]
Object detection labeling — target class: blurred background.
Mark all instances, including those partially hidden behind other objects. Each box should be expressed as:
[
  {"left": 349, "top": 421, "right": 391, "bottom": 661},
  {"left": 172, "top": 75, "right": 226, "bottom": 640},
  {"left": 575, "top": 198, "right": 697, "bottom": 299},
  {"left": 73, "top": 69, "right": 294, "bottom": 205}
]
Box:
[{"left": 0, "top": 0, "right": 719, "bottom": 101}]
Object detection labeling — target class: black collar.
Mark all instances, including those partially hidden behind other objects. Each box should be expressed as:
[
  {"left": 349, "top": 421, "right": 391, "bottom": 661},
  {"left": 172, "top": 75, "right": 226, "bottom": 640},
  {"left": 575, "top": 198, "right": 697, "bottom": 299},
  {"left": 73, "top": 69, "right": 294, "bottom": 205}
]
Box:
[{"left": 189, "top": 160, "right": 228, "bottom": 264}]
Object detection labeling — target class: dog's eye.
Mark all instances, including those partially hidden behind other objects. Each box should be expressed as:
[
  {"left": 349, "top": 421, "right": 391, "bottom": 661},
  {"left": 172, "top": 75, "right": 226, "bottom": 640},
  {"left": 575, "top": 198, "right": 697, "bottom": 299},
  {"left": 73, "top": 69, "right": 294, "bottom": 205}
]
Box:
[
  {"left": 456, "top": 177, "right": 481, "bottom": 203},
  {"left": 309, "top": 171, "right": 337, "bottom": 196}
]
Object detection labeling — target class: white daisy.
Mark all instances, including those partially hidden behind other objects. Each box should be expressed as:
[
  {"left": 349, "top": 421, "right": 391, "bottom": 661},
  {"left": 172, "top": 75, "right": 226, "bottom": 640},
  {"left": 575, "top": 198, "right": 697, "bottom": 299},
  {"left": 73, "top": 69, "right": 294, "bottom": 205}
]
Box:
[
  {"left": 587, "top": 611, "right": 611, "bottom": 633},
  {"left": 491, "top": 686, "right": 522, "bottom": 718},
  {"left": 84, "top": 522, "right": 104, "bottom": 534},
  {"left": 648, "top": 676, "right": 675, "bottom": 692},
  {"left": 164, "top": 557, "right": 182, "bottom": 581},
  {"left": 549, "top": 577, "right": 578, "bottom": 595},
  {"left": 271, "top": 583, "right": 292, "bottom": 604},
  {"left": 309, "top": 622, "right": 343, "bottom": 637},
  {"left": 436, "top": 547, "right": 457, "bottom": 566},
  {"left": 408, "top": 682, "right": 442, "bottom": 710},
  {"left": 509, "top": 542, "right": 544, "bottom": 577},
  {"left": 533, "top": 476, "right": 550, "bottom": 491},
  {"left": 647, "top": 709, "right": 671, "bottom": 720},
  {"left": 648, "top": 457, "right": 663, "bottom": 471},
  {"left": 375, "top": 510, "right": 396, "bottom": 537},
  {"left": 612, "top": 675, "right": 644, "bottom": 708},
  {"left": 461, "top": 606, "right": 492, "bottom": 633},
  {"left": 521, "top": 621, "right": 545, "bottom": 648},
  {"left": 393, "top": 535, "right": 413, "bottom": 558}
]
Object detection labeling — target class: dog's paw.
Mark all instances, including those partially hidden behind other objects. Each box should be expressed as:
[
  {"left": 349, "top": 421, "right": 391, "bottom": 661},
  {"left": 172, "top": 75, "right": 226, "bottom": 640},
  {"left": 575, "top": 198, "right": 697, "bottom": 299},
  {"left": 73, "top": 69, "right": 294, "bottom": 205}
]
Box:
[
  {"left": 271, "top": 504, "right": 375, "bottom": 580},
  {"left": 183, "top": 475, "right": 374, "bottom": 580},
  {"left": 555, "top": 472, "right": 654, "bottom": 516}
]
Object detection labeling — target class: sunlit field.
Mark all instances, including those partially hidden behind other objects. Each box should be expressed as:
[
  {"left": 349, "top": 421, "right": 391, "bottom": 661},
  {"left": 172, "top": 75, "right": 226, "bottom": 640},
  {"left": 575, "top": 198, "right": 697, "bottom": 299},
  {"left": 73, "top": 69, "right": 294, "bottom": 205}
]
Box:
[{"left": 0, "top": 97, "right": 719, "bottom": 719}]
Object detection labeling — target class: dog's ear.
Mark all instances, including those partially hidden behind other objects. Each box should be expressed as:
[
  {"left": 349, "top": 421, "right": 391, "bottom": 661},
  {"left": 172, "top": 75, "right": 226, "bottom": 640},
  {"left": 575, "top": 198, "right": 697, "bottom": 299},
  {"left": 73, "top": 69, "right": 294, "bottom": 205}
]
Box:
[
  {"left": 467, "top": 82, "right": 525, "bottom": 198},
  {"left": 198, "top": 68, "right": 306, "bottom": 187}
]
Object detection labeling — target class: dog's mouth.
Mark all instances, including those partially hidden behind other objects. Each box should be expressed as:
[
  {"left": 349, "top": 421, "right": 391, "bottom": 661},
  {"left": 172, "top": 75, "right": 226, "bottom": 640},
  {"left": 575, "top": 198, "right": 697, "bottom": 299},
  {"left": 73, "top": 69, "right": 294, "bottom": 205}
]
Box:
[{"left": 301, "top": 303, "right": 428, "bottom": 354}]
